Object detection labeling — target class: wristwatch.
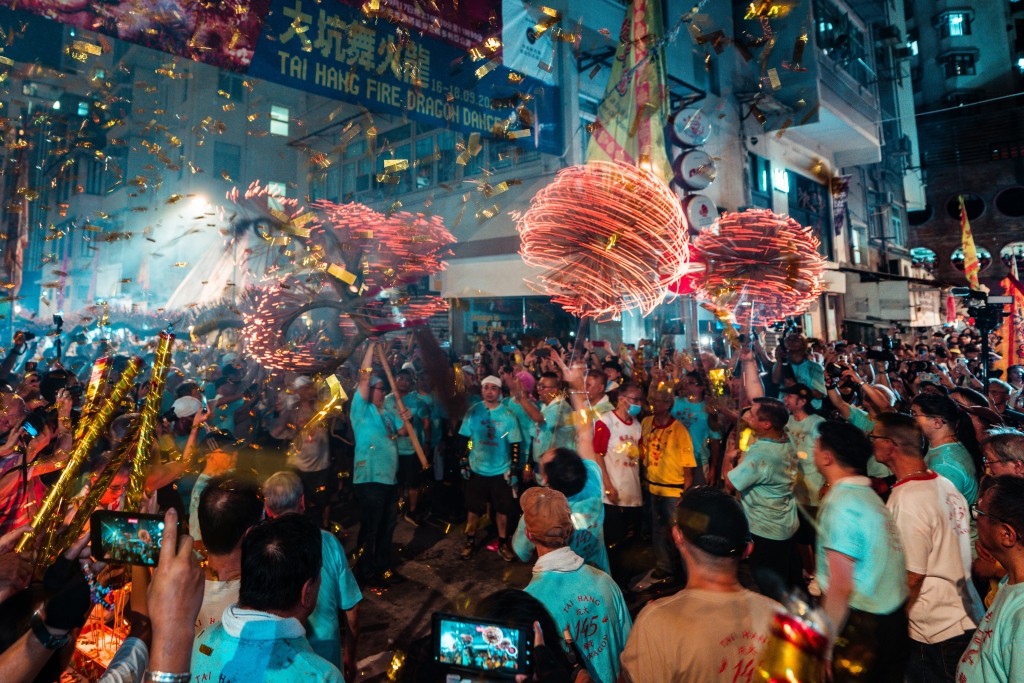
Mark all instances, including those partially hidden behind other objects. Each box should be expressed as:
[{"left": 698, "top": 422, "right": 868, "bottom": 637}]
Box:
[{"left": 30, "top": 611, "right": 70, "bottom": 650}]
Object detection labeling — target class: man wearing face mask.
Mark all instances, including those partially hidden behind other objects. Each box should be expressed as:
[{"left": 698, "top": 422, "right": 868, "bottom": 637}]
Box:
[{"left": 594, "top": 383, "right": 644, "bottom": 576}]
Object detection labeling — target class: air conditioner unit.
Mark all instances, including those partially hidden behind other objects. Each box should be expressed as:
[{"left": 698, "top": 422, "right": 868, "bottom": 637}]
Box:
[{"left": 893, "top": 46, "right": 914, "bottom": 60}]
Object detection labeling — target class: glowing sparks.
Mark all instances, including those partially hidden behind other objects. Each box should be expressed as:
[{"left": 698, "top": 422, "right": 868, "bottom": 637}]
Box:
[{"left": 517, "top": 161, "right": 689, "bottom": 320}]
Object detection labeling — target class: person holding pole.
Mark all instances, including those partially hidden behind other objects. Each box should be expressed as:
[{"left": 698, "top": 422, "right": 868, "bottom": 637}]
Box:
[{"left": 351, "top": 340, "right": 410, "bottom": 587}]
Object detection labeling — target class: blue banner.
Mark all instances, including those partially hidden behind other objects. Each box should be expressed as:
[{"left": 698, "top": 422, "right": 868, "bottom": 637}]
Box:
[{"left": 249, "top": 0, "right": 563, "bottom": 155}]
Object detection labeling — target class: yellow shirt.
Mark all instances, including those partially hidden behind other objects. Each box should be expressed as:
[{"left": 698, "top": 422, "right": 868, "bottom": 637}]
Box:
[{"left": 640, "top": 416, "right": 696, "bottom": 497}]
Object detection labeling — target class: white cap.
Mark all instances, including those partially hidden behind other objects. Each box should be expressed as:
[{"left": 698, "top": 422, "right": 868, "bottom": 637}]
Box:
[
  {"left": 481, "top": 375, "right": 502, "bottom": 388},
  {"left": 172, "top": 396, "right": 202, "bottom": 418}
]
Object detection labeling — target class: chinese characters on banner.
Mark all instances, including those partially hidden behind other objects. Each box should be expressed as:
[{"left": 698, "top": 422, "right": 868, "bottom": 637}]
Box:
[{"left": 249, "top": 0, "right": 562, "bottom": 154}]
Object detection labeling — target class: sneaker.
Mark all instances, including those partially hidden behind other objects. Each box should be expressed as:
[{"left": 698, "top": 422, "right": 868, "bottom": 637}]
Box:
[
  {"left": 631, "top": 568, "right": 673, "bottom": 593},
  {"left": 497, "top": 541, "right": 515, "bottom": 563},
  {"left": 402, "top": 512, "right": 419, "bottom": 527},
  {"left": 460, "top": 537, "right": 476, "bottom": 560}
]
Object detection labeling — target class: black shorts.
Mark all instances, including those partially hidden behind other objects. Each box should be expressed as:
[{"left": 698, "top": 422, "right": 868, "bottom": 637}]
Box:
[
  {"left": 397, "top": 453, "right": 424, "bottom": 488},
  {"left": 464, "top": 472, "right": 515, "bottom": 517}
]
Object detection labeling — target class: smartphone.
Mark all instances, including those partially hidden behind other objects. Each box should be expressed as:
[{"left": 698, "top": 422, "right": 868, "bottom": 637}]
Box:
[
  {"left": 91, "top": 510, "right": 173, "bottom": 566},
  {"left": 201, "top": 395, "right": 209, "bottom": 412},
  {"left": 918, "top": 373, "right": 941, "bottom": 385},
  {"left": 592, "top": 340, "right": 609, "bottom": 349},
  {"left": 501, "top": 345, "right": 515, "bottom": 353},
  {"left": 21, "top": 420, "right": 38, "bottom": 438},
  {"left": 24, "top": 361, "right": 37, "bottom": 372},
  {"left": 433, "top": 612, "right": 533, "bottom": 679},
  {"left": 545, "top": 337, "right": 559, "bottom": 347}
]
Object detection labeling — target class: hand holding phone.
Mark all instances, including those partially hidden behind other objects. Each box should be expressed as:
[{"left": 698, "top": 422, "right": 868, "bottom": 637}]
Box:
[{"left": 91, "top": 510, "right": 177, "bottom": 566}]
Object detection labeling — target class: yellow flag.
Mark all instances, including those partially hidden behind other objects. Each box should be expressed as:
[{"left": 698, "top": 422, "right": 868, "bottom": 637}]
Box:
[
  {"left": 960, "top": 195, "right": 981, "bottom": 291},
  {"left": 585, "top": 0, "right": 673, "bottom": 185}
]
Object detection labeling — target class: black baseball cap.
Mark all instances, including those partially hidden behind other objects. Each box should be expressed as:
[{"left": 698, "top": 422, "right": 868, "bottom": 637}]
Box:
[{"left": 675, "top": 487, "right": 750, "bottom": 558}]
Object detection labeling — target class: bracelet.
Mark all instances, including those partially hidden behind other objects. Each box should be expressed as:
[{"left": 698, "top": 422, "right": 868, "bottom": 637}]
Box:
[
  {"left": 145, "top": 673, "right": 192, "bottom": 683},
  {"left": 30, "top": 611, "right": 69, "bottom": 650}
]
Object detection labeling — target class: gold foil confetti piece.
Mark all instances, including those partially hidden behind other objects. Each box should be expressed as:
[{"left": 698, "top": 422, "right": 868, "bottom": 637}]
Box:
[
  {"left": 475, "top": 60, "right": 499, "bottom": 79},
  {"left": 475, "top": 204, "right": 500, "bottom": 222},
  {"left": 383, "top": 159, "right": 409, "bottom": 172},
  {"left": 750, "top": 103, "right": 768, "bottom": 127},
  {"left": 173, "top": 262, "right": 188, "bottom": 268},
  {"left": 327, "top": 264, "right": 357, "bottom": 285},
  {"left": 768, "top": 68, "right": 781, "bottom": 90},
  {"left": 72, "top": 40, "right": 102, "bottom": 56},
  {"left": 375, "top": 173, "right": 399, "bottom": 184}
]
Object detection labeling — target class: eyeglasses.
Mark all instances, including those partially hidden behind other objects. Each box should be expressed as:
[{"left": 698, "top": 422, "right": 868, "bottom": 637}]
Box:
[
  {"left": 982, "top": 456, "right": 1008, "bottom": 465},
  {"left": 971, "top": 504, "right": 1012, "bottom": 525},
  {"left": 622, "top": 395, "right": 644, "bottom": 405},
  {"left": 867, "top": 434, "right": 893, "bottom": 443}
]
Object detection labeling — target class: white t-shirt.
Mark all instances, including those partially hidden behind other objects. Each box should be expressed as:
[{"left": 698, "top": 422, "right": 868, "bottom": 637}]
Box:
[
  {"left": 594, "top": 411, "right": 643, "bottom": 507},
  {"left": 886, "top": 472, "right": 984, "bottom": 643},
  {"left": 194, "top": 578, "right": 240, "bottom": 636}
]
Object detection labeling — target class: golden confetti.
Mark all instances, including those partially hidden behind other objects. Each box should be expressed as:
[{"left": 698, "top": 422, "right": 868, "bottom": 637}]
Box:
[
  {"left": 173, "top": 262, "right": 189, "bottom": 268},
  {"left": 383, "top": 159, "right": 408, "bottom": 172}
]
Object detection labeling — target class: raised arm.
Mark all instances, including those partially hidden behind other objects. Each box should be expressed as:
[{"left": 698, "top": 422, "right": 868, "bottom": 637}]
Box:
[
  {"left": 558, "top": 358, "right": 596, "bottom": 463},
  {"left": 357, "top": 341, "right": 375, "bottom": 402}
]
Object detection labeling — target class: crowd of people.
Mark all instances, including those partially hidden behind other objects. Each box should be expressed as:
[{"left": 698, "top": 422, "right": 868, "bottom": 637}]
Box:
[{"left": 1, "top": 322, "right": 1024, "bottom": 682}]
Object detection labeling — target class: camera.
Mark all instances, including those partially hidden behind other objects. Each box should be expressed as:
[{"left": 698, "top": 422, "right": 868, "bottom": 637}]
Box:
[{"left": 825, "top": 362, "right": 845, "bottom": 378}]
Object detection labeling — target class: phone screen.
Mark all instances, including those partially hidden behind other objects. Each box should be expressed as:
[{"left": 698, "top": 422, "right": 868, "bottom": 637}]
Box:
[
  {"left": 433, "top": 612, "right": 533, "bottom": 678},
  {"left": 21, "top": 421, "right": 38, "bottom": 438},
  {"left": 91, "top": 511, "right": 170, "bottom": 566}
]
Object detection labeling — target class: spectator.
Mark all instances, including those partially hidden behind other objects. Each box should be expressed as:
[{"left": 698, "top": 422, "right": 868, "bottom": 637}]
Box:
[
  {"left": 957, "top": 476, "right": 1024, "bottom": 680},
  {"left": 194, "top": 474, "right": 264, "bottom": 635},
  {"left": 671, "top": 371, "right": 712, "bottom": 485},
  {"left": 980, "top": 428, "right": 1024, "bottom": 477},
  {"left": 264, "top": 471, "right": 362, "bottom": 681},
  {"left": 911, "top": 394, "right": 980, "bottom": 505},
  {"left": 987, "top": 379, "right": 1024, "bottom": 428},
  {"left": 782, "top": 383, "right": 826, "bottom": 585},
  {"left": 384, "top": 368, "right": 430, "bottom": 526},
  {"left": 191, "top": 514, "right": 344, "bottom": 682},
  {"left": 619, "top": 487, "right": 781, "bottom": 682}
]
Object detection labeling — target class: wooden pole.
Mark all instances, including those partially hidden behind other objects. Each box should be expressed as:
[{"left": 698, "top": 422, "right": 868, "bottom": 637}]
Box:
[{"left": 375, "top": 344, "right": 430, "bottom": 470}]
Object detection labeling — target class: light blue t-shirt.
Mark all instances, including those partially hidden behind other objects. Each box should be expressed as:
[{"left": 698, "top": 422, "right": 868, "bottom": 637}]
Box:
[
  {"left": 417, "top": 390, "right": 443, "bottom": 448},
  {"left": 787, "top": 359, "right": 826, "bottom": 400},
  {"left": 458, "top": 402, "right": 523, "bottom": 476},
  {"left": 512, "top": 460, "right": 609, "bottom": 573},
  {"left": 816, "top": 477, "right": 908, "bottom": 615},
  {"left": 534, "top": 398, "right": 577, "bottom": 457},
  {"left": 957, "top": 582, "right": 1024, "bottom": 682},
  {"left": 384, "top": 391, "right": 428, "bottom": 457},
  {"left": 926, "top": 441, "right": 978, "bottom": 505},
  {"left": 787, "top": 414, "right": 826, "bottom": 506},
  {"left": 349, "top": 390, "right": 400, "bottom": 485},
  {"left": 191, "top": 607, "right": 344, "bottom": 683},
  {"left": 671, "top": 397, "right": 710, "bottom": 467},
  {"left": 727, "top": 438, "right": 799, "bottom": 541},
  {"left": 525, "top": 548, "right": 632, "bottom": 683},
  {"left": 308, "top": 530, "right": 363, "bottom": 668}
]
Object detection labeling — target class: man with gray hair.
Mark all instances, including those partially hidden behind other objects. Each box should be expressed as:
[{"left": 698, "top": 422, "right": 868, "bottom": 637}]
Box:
[
  {"left": 981, "top": 428, "right": 1024, "bottom": 478},
  {"left": 988, "top": 380, "right": 1024, "bottom": 428},
  {"left": 264, "top": 471, "right": 362, "bottom": 682}
]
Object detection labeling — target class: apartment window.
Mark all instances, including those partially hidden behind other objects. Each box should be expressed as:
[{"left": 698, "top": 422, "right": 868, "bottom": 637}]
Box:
[
  {"left": 890, "top": 214, "right": 905, "bottom": 247},
  {"left": 939, "top": 12, "right": 971, "bottom": 38},
  {"left": 270, "top": 105, "right": 290, "bottom": 136},
  {"left": 218, "top": 72, "right": 245, "bottom": 101},
  {"left": 749, "top": 155, "right": 773, "bottom": 209},
  {"left": 788, "top": 173, "right": 833, "bottom": 259},
  {"left": 940, "top": 53, "right": 976, "bottom": 78},
  {"left": 214, "top": 142, "right": 241, "bottom": 184}
]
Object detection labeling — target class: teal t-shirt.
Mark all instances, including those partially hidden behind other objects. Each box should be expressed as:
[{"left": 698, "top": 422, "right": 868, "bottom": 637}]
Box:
[
  {"left": 458, "top": 402, "right": 523, "bottom": 476},
  {"left": 525, "top": 550, "right": 632, "bottom": 683},
  {"left": 926, "top": 441, "right": 978, "bottom": 505},
  {"left": 210, "top": 397, "right": 245, "bottom": 434},
  {"left": 787, "top": 414, "right": 826, "bottom": 505},
  {"left": 728, "top": 438, "right": 799, "bottom": 540},
  {"left": 512, "top": 460, "right": 609, "bottom": 573},
  {"left": 308, "top": 530, "right": 363, "bottom": 667},
  {"left": 816, "top": 477, "right": 908, "bottom": 615},
  {"left": 191, "top": 609, "right": 344, "bottom": 683},
  {"left": 534, "top": 398, "right": 576, "bottom": 457},
  {"left": 417, "top": 390, "right": 443, "bottom": 448},
  {"left": 384, "top": 391, "right": 428, "bottom": 457},
  {"left": 671, "top": 397, "right": 710, "bottom": 467},
  {"left": 957, "top": 582, "right": 1024, "bottom": 682},
  {"left": 788, "top": 359, "right": 826, "bottom": 409},
  {"left": 349, "top": 391, "right": 400, "bottom": 485}
]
